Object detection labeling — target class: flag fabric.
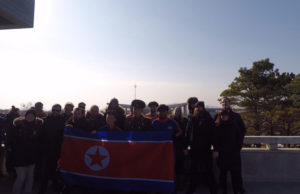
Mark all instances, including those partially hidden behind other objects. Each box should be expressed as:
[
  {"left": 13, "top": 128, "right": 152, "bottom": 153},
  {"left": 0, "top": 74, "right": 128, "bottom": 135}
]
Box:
[{"left": 59, "top": 127, "right": 174, "bottom": 193}]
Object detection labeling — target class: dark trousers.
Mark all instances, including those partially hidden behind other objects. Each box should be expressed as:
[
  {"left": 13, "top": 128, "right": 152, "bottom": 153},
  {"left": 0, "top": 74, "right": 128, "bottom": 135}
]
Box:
[
  {"left": 38, "top": 155, "right": 59, "bottom": 194},
  {"left": 188, "top": 154, "right": 217, "bottom": 194},
  {"left": 218, "top": 152, "right": 244, "bottom": 194}
]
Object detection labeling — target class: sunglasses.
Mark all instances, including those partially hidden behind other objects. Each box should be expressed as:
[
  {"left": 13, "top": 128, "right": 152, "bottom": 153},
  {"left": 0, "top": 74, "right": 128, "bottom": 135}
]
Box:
[{"left": 52, "top": 109, "right": 61, "bottom": 112}]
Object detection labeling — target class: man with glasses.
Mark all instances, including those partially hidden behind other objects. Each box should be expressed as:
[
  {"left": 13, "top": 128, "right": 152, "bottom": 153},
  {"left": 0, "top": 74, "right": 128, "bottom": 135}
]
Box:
[{"left": 38, "top": 104, "right": 65, "bottom": 194}]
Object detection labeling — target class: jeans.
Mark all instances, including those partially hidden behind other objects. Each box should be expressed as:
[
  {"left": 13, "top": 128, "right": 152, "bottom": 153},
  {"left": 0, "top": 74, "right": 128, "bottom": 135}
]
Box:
[{"left": 12, "top": 164, "right": 35, "bottom": 194}]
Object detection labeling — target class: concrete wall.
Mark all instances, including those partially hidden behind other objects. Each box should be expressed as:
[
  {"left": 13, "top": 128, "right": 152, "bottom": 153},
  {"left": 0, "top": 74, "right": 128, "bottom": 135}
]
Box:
[
  {"left": 0, "top": 0, "right": 35, "bottom": 29},
  {"left": 241, "top": 137, "right": 300, "bottom": 182}
]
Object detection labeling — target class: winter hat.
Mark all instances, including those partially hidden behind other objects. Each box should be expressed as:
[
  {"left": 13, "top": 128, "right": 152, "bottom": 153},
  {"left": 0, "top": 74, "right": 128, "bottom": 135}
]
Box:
[{"left": 25, "top": 109, "right": 37, "bottom": 117}]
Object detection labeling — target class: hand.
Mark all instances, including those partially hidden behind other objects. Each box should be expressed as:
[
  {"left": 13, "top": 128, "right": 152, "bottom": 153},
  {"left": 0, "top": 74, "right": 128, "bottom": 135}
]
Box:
[{"left": 212, "top": 151, "right": 219, "bottom": 159}]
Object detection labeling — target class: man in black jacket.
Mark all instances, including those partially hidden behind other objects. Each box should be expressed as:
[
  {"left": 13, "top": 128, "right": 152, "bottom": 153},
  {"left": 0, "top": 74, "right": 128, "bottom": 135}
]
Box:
[
  {"left": 185, "top": 101, "right": 217, "bottom": 194},
  {"left": 125, "top": 99, "right": 152, "bottom": 131},
  {"left": 215, "top": 110, "right": 244, "bottom": 194},
  {"left": 38, "top": 104, "right": 65, "bottom": 194},
  {"left": 215, "top": 97, "right": 246, "bottom": 194}
]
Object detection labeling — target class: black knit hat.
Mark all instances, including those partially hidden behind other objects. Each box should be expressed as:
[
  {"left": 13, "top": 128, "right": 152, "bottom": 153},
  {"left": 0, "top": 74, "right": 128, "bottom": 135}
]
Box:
[
  {"left": 131, "top": 99, "right": 146, "bottom": 109},
  {"left": 187, "top": 97, "right": 198, "bottom": 105},
  {"left": 25, "top": 109, "right": 36, "bottom": 117},
  {"left": 109, "top": 98, "right": 119, "bottom": 105},
  {"left": 148, "top": 101, "right": 159, "bottom": 107},
  {"left": 157, "top": 104, "right": 169, "bottom": 112}
]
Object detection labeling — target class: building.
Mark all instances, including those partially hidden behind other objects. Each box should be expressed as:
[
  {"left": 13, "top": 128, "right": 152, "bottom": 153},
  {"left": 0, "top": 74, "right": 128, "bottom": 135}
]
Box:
[{"left": 0, "top": 0, "right": 35, "bottom": 30}]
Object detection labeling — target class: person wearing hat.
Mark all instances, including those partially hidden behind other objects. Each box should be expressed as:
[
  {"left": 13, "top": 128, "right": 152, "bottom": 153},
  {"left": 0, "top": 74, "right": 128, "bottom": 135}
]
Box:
[
  {"left": 124, "top": 99, "right": 152, "bottom": 131},
  {"left": 4, "top": 106, "right": 21, "bottom": 176},
  {"left": 187, "top": 97, "right": 199, "bottom": 118},
  {"left": 152, "top": 104, "right": 182, "bottom": 137},
  {"left": 6, "top": 109, "right": 43, "bottom": 194},
  {"left": 104, "top": 98, "right": 126, "bottom": 130},
  {"left": 35, "top": 102, "right": 47, "bottom": 119},
  {"left": 145, "top": 101, "right": 159, "bottom": 121},
  {"left": 77, "top": 102, "right": 86, "bottom": 116},
  {"left": 214, "top": 97, "right": 246, "bottom": 194},
  {"left": 185, "top": 101, "right": 217, "bottom": 194}
]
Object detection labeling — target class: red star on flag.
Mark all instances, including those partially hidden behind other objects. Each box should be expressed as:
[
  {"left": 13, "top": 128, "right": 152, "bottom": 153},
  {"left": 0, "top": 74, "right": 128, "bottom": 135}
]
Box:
[{"left": 88, "top": 147, "right": 107, "bottom": 168}]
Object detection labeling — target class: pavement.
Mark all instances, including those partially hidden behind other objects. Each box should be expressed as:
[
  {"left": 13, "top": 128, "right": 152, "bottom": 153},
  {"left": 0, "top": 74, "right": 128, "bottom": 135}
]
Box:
[{"left": 1, "top": 175, "right": 300, "bottom": 194}]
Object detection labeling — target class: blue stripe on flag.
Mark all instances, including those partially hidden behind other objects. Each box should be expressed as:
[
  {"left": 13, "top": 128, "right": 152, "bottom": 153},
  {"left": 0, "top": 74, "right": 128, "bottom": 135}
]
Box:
[
  {"left": 64, "top": 127, "right": 173, "bottom": 141},
  {"left": 61, "top": 171, "right": 174, "bottom": 193}
]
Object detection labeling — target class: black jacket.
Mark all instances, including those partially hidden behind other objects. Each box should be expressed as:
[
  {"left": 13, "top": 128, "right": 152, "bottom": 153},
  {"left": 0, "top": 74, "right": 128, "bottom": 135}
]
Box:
[
  {"left": 6, "top": 117, "right": 43, "bottom": 167},
  {"left": 67, "top": 117, "right": 88, "bottom": 131},
  {"left": 124, "top": 116, "right": 152, "bottom": 131},
  {"left": 186, "top": 111, "right": 215, "bottom": 156},
  {"left": 215, "top": 119, "right": 243, "bottom": 153},
  {"left": 40, "top": 115, "right": 65, "bottom": 159},
  {"left": 86, "top": 112, "right": 105, "bottom": 132}
]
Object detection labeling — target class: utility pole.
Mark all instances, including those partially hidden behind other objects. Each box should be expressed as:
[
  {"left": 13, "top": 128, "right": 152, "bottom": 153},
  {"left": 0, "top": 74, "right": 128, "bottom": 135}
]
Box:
[{"left": 134, "top": 84, "right": 137, "bottom": 99}]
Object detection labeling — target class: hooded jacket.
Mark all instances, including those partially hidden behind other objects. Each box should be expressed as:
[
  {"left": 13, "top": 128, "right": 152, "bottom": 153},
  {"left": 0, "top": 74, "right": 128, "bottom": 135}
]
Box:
[{"left": 6, "top": 117, "right": 43, "bottom": 167}]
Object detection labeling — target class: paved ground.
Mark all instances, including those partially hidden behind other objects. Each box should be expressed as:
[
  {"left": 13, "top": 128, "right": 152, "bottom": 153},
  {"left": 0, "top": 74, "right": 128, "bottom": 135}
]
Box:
[{"left": 1, "top": 175, "right": 300, "bottom": 194}]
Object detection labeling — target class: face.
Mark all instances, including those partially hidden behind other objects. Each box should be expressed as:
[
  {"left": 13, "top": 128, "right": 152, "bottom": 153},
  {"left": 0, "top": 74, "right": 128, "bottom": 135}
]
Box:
[
  {"left": 110, "top": 102, "right": 117, "bottom": 109},
  {"left": 188, "top": 102, "right": 197, "bottom": 113},
  {"left": 158, "top": 110, "right": 168, "bottom": 119},
  {"left": 106, "top": 114, "right": 116, "bottom": 127},
  {"left": 35, "top": 104, "right": 43, "bottom": 111},
  {"left": 52, "top": 107, "right": 61, "bottom": 116},
  {"left": 74, "top": 109, "right": 82, "bottom": 119},
  {"left": 175, "top": 108, "right": 181, "bottom": 117},
  {"left": 133, "top": 107, "right": 143, "bottom": 117},
  {"left": 221, "top": 114, "right": 229, "bottom": 121},
  {"left": 25, "top": 113, "right": 35, "bottom": 122},
  {"left": 65, "top": 105, "right": 74, "bottom": 114},
  {"left": 149, "top": 105, "right": 157, "bottom": 114},
  {"left": 91, "top": 107, "right": 99, "bottom": 117},
  {"left": 79, "top": 103, "right": 85, "bottom": 110},
  {"left": 222, "top": 99, "right": 230, "bottom": 109}
]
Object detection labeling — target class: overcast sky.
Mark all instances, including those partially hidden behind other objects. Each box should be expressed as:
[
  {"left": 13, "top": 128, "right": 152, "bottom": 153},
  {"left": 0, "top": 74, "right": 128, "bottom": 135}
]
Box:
[{"left": 1, "top": 0, "right": 299, "bottom": 110}]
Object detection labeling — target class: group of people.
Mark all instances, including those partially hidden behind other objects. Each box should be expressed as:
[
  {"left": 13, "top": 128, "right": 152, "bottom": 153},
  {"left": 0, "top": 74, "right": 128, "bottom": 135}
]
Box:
[{"left": 0, "top": 96, "right": 246, "bottom": 194}]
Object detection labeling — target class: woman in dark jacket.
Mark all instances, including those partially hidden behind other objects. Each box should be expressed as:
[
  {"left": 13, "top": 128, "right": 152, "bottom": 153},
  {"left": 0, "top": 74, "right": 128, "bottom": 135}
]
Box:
[
  {"left": 86, "top": 105, "right": 105, "bottom": 133},
  {"left": 66, "top": 108, "right": 88, "bottom": 131},
  {"left": 215, "top": 110, "right": 244, "bottom": 194},
  {"left": 7, "top": 109, "right": 43, "bottom": 194}
]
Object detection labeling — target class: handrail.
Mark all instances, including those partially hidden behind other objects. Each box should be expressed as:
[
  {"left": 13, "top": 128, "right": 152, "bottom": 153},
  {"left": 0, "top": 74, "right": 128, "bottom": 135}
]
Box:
[{"left": 244, "top": 136, "right": 300, "bottom": 150}]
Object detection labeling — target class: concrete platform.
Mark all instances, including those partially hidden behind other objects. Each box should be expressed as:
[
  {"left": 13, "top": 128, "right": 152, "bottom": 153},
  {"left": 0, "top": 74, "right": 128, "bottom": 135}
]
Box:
[{"left": 1, "top": 175, "right": 300, "bottom": 194}]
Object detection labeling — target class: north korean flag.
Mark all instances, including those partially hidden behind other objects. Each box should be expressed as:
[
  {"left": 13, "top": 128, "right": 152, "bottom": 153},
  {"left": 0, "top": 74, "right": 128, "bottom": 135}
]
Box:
[{"left": 59, "top": 127, "right": 174, "bottom": 193}]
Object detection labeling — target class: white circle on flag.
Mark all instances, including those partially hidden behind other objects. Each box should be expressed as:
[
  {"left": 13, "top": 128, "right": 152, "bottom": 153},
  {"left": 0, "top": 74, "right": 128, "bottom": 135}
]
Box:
[{"left": 84, "top": 146, "right": 110, "bottom": 171}]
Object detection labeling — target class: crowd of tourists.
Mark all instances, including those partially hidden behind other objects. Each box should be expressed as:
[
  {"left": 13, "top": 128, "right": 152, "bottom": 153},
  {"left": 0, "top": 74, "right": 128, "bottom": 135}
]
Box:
[{"left": 0, "top": 97, "right": 246, "bottom": 194}]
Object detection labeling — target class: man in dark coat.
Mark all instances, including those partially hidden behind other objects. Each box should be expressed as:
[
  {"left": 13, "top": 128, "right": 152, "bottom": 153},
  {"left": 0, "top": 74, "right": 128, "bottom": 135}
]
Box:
[
  {"left": 125, "top": 99, "right": 152, "bottom": 131},
  {"left": 215, "top": 97, "right": 246, "bottom": 194},
  {"left": 214, "top": 110, "right": 244, "bottom": 194},
  {"left": 86, "top": 105, "right": 105, "bottom": 133},
  {"left": 185, "top": 101, "right": 217, "bottom": 194},
  {"left": 38, "top": 104, "right": 65, "bottom": 194}
]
